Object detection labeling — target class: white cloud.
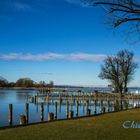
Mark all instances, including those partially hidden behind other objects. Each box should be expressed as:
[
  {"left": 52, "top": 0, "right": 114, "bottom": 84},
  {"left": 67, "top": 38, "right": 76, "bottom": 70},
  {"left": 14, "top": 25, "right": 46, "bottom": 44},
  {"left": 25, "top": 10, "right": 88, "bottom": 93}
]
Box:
[
  {"left": 0, "top": 52, "right": 106, "bottom": 62},
  {"left": 9, "top": 2, "right": 31, "bottom": 11},
  {"left": 64, "top": 0, "right": 93, "bottom": 7}
]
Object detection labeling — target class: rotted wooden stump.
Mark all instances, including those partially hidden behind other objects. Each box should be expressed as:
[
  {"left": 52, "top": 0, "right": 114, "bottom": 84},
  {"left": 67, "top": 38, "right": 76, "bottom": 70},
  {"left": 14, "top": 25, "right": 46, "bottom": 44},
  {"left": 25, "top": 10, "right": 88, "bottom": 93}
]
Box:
[
  {"left": 48, "top": 113, "right": 54, "bottom": 121},
  {"left": 69, "top": 110, "right": 74, "bottom": 119},
  {"left": 87, "top": 109, "right": 91, "bottom": 116},
  {"left": 20, "top": 115, "right": 26, "bottom": 125}
]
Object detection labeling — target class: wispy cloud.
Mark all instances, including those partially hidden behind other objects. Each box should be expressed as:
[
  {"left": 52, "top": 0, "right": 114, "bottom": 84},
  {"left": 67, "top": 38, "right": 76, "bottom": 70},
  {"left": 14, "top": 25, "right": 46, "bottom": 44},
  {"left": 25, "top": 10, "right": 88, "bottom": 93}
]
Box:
[
  {"left": 0, "top": 53, "right": 106, "bottom": 62},
  {"left": 64, "top": 0, "right": 93, "bottom": 7},
  {"left": 10, "top": 2, "right": 31, "bottom": 11}
]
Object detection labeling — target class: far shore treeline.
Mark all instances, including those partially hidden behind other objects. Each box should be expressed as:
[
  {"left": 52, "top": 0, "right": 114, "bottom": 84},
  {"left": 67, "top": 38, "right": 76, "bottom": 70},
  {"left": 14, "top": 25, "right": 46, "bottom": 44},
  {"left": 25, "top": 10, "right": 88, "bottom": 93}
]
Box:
[{"left": 0, "top": 76, "right": 54, "bottom": 89}]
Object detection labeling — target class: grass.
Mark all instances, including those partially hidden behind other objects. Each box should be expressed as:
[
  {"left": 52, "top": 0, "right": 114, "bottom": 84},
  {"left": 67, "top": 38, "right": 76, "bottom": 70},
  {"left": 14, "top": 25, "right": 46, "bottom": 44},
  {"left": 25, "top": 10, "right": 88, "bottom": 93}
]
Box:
[{"left": 0, "top": 108, "right": 140, "bottom": 140}]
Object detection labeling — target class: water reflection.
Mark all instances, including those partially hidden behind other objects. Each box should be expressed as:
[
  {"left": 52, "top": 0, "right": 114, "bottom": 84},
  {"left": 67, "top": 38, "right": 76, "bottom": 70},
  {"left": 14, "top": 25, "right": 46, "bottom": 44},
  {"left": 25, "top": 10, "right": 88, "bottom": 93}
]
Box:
[{"left": 0, "top": 90, "right": 137, "bottom": 127}]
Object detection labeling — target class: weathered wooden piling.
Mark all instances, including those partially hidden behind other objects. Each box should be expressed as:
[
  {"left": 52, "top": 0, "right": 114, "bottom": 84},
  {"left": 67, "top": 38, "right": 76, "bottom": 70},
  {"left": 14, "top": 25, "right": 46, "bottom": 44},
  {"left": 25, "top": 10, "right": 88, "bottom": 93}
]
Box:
[
  {"left": 69, "top": 110, "right": 74, "bottom": 119},
  {"left": 66, "top": 101, "right": 69, "bottom": 118},
  {"left": 8, "top": 104, "right": 13, "bottom": 125},
  {"left": 86, "top": 100, "right": 89, "bottom": 116},
  {"left": 40, "top": 103, "right": 44, "bottom": 121},
  {"left": 34, "top": 96, "right": 36, "bottom": 104},
  {"left": 116, "top": 100, "right": 120, "bottom": 111},
  {"left": 82, "top": 95, "right": 84, "bottom": 105},
  {"left": 25, "top": 103, "right": 29, "bottom": 123},
  {"left": 54, "top": 102, "right": 57, "bottom": 120},
  {"left": 26, "top": 96, "right": 28, "bottom": 103},
  {"left": 125, "top": 100, "right": 128, "bottom": 110},
  {"left": 87, "top": 109, "right": 91, "bottom": 116},
  {"left": 100, "top": 100, "right": 104, "bottom": 113},
  {"left": 71, "top": 95, "right": 73, "bottom": 102},
  {"left": 76, "top": 101, "right": 79, "bottom": 117},
  {"left": 48, "top": 113, "right": 54, "bottom": 121},
  {"left": 59, "top": 95, "right": 62, "bottom": 105},
  {"left": 20, "top": 115, "right": 26, "bottom": 125},
  {"left": 114, "top": 100, "right": 119, "bottom": 111},
  {"left": 94, "top": 100, "right": 96, "bottom": 114},
  {"left": 47, "top": 95, "right": 49, "bottom": 104},
  {"left": 107, "top": 100, "right": 110, "bottom": 112}
]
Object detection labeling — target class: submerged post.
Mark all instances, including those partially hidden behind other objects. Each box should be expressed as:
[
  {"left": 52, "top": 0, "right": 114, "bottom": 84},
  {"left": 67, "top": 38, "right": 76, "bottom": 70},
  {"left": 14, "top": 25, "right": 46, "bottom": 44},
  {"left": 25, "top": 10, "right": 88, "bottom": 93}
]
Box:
[
  {"left": 26, "top": 96, "right": 28, "bottom": 103},
  {"left": 59, "top": 95, "right": 62, "bottom": 105},
  {"left": 94, "top": 100, "right": 96, "bottom": 114},
  {"left": 54, "top": 102, "right": 57, "bottom": 120},
  {"left": 48, "top": 113, "right": 54, "bottom": 121},
  {"left": 40, "top": 103, "right": 44, "bottom": 121},
  {"left": 76, "top": 101, "right": 79, "bottom": 117},
  {"left": 82, "top": 95, "right": 84, "bottom": 105},
  {"left": 125, "top": 99, "right": 128, "bottom": 110},
  {"left": 25, "top": 103, "right": 29, "bottom": 124},
  {"left": 100, "top": 100, "right": 103, "bottom": 113},
  {"left": 69, "top": 110, "right": 74, "bottom": 119},
  {"left": 87, "top": 109, "right": 91, "bottom": 116},
  {"left": 86, "top": 100, "right": 89, "bottom": 116},
  {"left": 20, "top": 115, "right": 26, "bottom": 125},
  {"left": 8, "top": 104, "right": 13, "bottom": 125},
  {"left": 107, "top": 100, "right": 110, "bottom": 112},
  {"left": 66, "top": 101, "right": 69, "bottom": 118}
]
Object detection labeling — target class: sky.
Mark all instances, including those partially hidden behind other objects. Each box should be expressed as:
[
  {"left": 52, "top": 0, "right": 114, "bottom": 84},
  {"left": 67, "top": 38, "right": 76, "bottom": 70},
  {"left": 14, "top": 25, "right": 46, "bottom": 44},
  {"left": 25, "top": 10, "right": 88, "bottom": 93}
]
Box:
[{"left": 0, "top": 0, "right": 140, "bottom": 86}]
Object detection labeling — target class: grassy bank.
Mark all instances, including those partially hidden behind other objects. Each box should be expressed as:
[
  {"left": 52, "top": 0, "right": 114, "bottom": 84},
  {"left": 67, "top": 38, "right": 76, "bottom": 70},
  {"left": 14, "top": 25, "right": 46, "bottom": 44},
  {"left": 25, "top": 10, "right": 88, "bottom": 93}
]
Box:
[{"left": 0, "top": 109, "right": 140, "bottom": 140}]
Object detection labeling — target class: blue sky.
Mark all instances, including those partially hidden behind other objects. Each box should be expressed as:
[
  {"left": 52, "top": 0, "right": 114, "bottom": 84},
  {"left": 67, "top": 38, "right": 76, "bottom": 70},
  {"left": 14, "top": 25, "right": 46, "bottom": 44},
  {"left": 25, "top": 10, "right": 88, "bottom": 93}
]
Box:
[{"left": 0, "top": 0, "right": 140, "bottom": 86}]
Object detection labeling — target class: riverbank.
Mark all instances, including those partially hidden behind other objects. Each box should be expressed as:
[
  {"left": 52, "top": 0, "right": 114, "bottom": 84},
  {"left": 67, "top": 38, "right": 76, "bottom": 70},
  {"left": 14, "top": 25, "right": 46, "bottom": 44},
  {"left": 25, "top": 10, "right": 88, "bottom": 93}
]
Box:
[{"left": 0, "top": 108, "right": 140, "bottom": 140}]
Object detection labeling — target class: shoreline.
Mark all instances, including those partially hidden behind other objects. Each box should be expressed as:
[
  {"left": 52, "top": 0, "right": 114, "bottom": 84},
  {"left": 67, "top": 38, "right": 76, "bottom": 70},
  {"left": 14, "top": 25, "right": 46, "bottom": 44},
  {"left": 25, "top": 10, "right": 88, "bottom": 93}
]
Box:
[{"left": 0, "top": 87, "right": 37, "bottom": 90}]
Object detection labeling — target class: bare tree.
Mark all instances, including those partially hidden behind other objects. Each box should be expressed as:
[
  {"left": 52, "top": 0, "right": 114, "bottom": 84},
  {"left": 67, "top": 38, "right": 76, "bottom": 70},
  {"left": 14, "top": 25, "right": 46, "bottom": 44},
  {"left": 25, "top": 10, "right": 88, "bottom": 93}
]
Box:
[
  {"left": 99, "top": 50, "right": 138, "bottom": 109},
  {"left": 85, "top": 0, "right": 140, "bottom": 42}
]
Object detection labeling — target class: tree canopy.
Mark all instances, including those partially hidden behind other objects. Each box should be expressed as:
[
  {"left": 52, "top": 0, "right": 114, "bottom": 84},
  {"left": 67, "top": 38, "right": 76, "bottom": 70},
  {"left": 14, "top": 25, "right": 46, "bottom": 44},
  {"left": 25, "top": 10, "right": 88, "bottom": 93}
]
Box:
[
  {"left": 85, "top": 0, "right": 140, "bottom": 42},
  {"left": 99, "top": 49, "right": 138, "bottom": 94}
]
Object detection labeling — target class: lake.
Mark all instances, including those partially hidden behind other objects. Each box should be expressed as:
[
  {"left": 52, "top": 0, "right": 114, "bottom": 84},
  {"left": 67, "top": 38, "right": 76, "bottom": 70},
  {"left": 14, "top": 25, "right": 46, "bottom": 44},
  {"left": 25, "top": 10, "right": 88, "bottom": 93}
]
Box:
[
  {"left": 0, "top": 90, "right": 104, "bottom": 127},
  {"left": 0, "top": 89, "right": 138, "bottom": 127}
]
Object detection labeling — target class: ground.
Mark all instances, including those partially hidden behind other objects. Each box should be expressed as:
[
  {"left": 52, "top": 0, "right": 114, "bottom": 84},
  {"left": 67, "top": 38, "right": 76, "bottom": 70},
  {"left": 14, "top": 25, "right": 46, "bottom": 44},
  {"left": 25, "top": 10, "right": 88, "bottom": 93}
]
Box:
[{"left": 0, "top": 108, "right": 140, "bottom": 140}]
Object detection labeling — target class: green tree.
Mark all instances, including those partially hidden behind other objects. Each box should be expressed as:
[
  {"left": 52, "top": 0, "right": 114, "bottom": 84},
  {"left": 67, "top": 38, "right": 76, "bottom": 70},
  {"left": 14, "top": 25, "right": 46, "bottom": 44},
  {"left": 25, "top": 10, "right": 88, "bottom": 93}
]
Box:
[{"left": 16, "top": 78, "right": 34, "bottom": 87}]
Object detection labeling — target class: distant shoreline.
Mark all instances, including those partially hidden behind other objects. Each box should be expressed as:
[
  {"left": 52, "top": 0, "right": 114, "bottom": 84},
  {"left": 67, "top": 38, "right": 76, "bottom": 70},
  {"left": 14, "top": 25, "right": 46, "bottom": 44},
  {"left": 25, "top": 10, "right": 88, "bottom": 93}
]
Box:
[{"left": 0, "top": 87, "right": 37, "bottom": 90}]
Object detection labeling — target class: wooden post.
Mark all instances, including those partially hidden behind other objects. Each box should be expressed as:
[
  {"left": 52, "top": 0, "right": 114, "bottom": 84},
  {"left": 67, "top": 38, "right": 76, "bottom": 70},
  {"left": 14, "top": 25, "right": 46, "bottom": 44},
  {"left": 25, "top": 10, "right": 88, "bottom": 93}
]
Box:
[
  {"left": 59, "top": 95, "right": 62, "bottom": 105},
  {"left": 116, "top": 100, "right": 119, "bottom": 111},
  {"left": 86, "top": 100, "right": 89, "bottom": 116},
  {"left": 47, "top": 95, "right": 49, "bottom": 104},
  {"left": 82, "top": 95, "right": 84, "bottom": 105},
  {"left": 76, "top": 101, "right": 79, "bottom": 117},
  {"left": 40, "top": 103, "right": 44, "bottom": 121},
  {"left": 71, "top": 95, "right": 73, "bottom": 103},
  {"left": 94, "top": 100, "right": 96, "bottom": 114},
  {"left": 66, "top": 101, "right": 69, "bottom": 118},
  {"left": 87, "top": 109, "right": 91, "bottom": 116},
  {"left": 25, "top": 103, "right": 29, "bottom": 124},
  {"left": 26, "top": 96, "right": 28, "bottom": 103},
  {"left": 20, "top": 115, "right": 26, "bottom": 125},
  {"left": 48, "top": 113, "right": 54, "bottom": 121},
  {"left": 69, "top": 110, "right": 74, "bottom": 119},
  {"left": 107, "top": 100, "right": 110, "bottom": 112},
  {"left": 34, "top": 96, "right": 36, "bottom": 104},
  {"left": 54, "top": 102, "right": 57, "bottom": 120},
  {"left": 8, "top": 104, "right": 13, "bottom": 125},
  {"left": 100, "top": 100, "right": 103, "bottom": 113},
  {"left": 31, "top": 97, "right": 34, "bottom": 103},
  {"left": 114, "top": 100, "right": 119, "bottom": 111},
  {"left": 125, "top": 99, "right": 128, "bottom": 110}
]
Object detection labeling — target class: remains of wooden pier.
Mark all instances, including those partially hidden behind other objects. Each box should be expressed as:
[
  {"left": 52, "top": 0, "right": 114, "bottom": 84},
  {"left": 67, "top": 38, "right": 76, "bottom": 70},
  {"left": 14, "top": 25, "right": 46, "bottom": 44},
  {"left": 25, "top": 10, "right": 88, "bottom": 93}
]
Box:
[{"left": 5, "top": 89, "right": 140, "bottom": 127}]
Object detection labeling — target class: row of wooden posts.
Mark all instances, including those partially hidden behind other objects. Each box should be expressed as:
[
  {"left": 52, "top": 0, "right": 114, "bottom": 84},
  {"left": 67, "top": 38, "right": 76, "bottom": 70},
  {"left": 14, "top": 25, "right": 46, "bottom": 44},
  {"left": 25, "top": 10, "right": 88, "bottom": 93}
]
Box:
[{"left": 7, "top": 97, "right": 131, "bottom": 126}]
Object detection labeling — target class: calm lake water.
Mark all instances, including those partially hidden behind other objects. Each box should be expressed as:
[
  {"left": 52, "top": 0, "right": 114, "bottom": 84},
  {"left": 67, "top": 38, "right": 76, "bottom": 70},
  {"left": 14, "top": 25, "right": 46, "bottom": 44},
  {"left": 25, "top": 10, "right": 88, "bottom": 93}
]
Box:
[
  {"left": 0, "top": 90, "right": 104, "bottom": 127},
  {"left": 0, "top": 89, "right": 138, "bottom": 127}
]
